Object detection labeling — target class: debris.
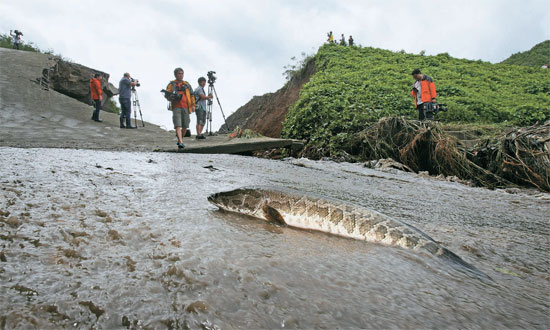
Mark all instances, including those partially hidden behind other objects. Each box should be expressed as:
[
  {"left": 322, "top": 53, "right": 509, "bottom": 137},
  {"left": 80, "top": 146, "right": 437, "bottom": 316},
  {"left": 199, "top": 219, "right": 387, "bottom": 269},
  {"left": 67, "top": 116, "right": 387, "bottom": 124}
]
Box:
[
  {"left": 124, "top": 256, "right": 136, "bottom": 272},
  {"left": 186, "top": 301, "right": 209, "bottom": 314},
  {"left": 78, "top": 301, "right": 105, "bottom": 319},
  {"left": 229, "top": 126, "right": 263, "bottom": 139},
  {"left": 95, "top": 210, "right": 108, "bottom": 218},
  {"left": 350, "top": 117, "right": 512, "bottom": 189},
  {"left": 12, "top": 284, "right": 38, "bottom": 296},
  {"left": 108, "top": 229, "right": 121, "bottom": 240},
  {"left": 6, "top": 216, "right": 21, "bottom": 228},
  {"left": 365, "top": 158, "right": 413, "bottom": 172},
  {"left": 495, "top": 122, "right": 549, "bottom": 192}
]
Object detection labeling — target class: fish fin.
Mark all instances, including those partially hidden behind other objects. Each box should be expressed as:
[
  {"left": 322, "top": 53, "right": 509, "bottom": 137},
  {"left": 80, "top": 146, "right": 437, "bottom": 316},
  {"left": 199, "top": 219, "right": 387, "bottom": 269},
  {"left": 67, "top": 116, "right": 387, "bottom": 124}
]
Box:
[{"left": 262, "top": 204, "right": 286, "bottom": 226}]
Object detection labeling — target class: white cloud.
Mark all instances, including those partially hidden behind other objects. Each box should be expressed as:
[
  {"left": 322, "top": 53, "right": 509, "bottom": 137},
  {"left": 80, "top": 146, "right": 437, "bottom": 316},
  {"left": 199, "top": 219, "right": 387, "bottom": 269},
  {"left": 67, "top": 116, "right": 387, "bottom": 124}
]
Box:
[{"left": 1, "top": 0, "right": 548, "bottom": 131}]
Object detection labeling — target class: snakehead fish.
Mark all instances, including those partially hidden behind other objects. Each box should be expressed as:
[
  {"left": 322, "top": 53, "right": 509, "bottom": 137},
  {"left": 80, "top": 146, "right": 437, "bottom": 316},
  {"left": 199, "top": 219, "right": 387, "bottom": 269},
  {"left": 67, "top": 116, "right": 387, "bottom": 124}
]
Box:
[{"left": 208, "top": 187, "right": 490, "bottom": 279}]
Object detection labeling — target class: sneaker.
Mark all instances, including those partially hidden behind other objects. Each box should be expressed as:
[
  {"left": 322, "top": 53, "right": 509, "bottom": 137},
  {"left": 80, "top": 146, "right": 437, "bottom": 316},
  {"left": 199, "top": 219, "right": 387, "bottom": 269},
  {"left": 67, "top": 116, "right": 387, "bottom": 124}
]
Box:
[
  {"left": 126, "top": 126, "right": 137, "bottom": 129},
  {"left": 198, "top": 134, "right": 206, "bottom": 140},
  {"left": 177, "top": 142, "right": 185, "bottom": 149},
  {"left": 120, "top": 125, "right": 125, "bottom": 128}
]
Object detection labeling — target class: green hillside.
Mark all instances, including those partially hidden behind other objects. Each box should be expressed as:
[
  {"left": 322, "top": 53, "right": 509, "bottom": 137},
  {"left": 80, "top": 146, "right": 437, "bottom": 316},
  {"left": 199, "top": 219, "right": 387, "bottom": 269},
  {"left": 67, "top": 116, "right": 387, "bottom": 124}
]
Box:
[
  {"left": 501, "top": 40, "right": 550, "bottom": 67},
  {"left": 282, "top": 44, "right": 550, "bottom": 147}
]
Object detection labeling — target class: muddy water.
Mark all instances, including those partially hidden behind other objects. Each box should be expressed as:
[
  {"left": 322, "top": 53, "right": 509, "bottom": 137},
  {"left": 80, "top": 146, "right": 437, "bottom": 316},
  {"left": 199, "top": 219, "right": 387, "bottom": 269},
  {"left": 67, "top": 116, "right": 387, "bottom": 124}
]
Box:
[{"left": 0, "top": 148, "right": 548, "bottom": 329}]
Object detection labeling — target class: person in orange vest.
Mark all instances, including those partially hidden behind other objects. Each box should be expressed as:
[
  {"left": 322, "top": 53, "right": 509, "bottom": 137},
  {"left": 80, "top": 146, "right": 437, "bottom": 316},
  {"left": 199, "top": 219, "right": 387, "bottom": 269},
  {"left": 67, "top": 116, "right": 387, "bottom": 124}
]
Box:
[
  {"left": 410, "top": 69, "right": 437, "bottom": 120},
  {"left": 165, "top": 67, "right": 196, "bottom": 149},
  {"left": 89, "top": 73, "right": 103, "bottom": 122}
]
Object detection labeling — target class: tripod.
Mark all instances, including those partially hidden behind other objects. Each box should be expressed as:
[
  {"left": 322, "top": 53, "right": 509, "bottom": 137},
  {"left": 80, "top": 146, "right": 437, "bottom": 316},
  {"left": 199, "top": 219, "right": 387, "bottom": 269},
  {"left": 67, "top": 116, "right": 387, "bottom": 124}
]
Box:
[
  {"left": 131, "top": 89, "right": 145, "bottom": 128},
  {"left": 205, "top": 83, "right": 229, "bottom": 135}
]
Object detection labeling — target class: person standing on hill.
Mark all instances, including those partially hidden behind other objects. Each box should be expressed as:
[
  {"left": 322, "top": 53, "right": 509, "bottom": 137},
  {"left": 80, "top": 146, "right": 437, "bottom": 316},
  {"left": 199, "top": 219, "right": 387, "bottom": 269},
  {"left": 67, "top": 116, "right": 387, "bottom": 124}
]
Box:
[
  {"left": 340, "top": 34, "right": 347, "bottom": 46},
  {"left": 410, "top": 69, "right": 437, "bottom": 120},
  {"left": 165, "top": 68, "right": 196, "bottom": 149},
  {"left": 348, "top": 35, "right": 354, "bottom": 46},
  {"left": 327, "top": 31, "right": 334, "bottom": 43},
  {"left": 119, "top": 73, "right": 137, "bottom": 129},
  {"left": 10, "top": 30, "right": 23, "bottom": 50},
  {"left": 89, "top": 74, "right": 103, "bottom": 122}
]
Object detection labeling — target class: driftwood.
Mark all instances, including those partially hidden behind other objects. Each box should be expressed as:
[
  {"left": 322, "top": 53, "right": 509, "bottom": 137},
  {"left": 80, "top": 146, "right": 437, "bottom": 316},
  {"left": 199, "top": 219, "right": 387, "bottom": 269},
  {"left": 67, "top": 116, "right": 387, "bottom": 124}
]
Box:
[{"left": 495, "top": 122, "right": 549, "bottom": 191}]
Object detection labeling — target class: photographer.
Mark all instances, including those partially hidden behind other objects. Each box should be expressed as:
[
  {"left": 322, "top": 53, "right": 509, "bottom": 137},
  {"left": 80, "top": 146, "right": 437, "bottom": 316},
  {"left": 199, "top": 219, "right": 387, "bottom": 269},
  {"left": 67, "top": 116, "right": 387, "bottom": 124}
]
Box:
[
  {"left": 119, "top": 73, "right": 137, "bottom": 129},
  {"left": 194, "top": 77, "right": 212, "bottom": 139},
  {"left": 410, "top": 69, "right": 437, "bottom": 120},
  {"left": 90, "top": 73, "right": 103, "bottom": 122},
  {"left": 165, "top": 68, "right": 196, "bottom": 149}
]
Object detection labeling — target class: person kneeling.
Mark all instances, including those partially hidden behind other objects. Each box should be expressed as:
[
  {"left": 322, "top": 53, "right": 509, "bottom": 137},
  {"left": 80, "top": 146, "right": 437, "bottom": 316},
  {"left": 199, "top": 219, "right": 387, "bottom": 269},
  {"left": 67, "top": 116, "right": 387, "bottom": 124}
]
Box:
[{"left": 166, "top": 68, "right": 196, "bottom": 149}]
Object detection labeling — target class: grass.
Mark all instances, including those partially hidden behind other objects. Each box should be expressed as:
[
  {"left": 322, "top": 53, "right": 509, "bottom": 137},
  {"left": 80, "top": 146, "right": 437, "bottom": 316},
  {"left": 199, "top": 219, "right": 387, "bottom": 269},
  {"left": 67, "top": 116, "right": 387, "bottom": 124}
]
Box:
[{"left": 282, "top": 43, "right": 550, "bottom": 152}]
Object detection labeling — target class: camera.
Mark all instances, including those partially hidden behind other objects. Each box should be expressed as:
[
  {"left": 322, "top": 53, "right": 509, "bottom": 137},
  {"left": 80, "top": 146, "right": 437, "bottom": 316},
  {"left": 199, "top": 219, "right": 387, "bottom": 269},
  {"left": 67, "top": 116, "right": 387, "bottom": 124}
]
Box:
[
  {"left": 130, "top": 78, "right": 141, "bottom": 87},
  {"left": 160, "top": 89, "right": 182, "bottom": 102},
  {"left": 207, "top": 71, "right": 217, "bottom": 85},
  {"left": 433, "top": 103, "right": 448, "bottom": 115}
]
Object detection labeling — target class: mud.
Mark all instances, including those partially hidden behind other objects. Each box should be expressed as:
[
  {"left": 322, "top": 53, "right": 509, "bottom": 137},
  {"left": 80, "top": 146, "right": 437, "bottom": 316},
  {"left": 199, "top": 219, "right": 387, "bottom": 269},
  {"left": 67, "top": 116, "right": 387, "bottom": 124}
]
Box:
[{"left": 0, "top": 147, "right": 549, "bottom": 329}]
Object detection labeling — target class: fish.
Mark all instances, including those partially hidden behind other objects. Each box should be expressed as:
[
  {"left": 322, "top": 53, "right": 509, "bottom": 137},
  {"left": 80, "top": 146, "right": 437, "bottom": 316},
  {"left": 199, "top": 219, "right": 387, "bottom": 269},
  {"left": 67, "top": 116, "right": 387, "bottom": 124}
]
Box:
[{"left": 208, "top": 186, "right": 491, "bottom": 280}]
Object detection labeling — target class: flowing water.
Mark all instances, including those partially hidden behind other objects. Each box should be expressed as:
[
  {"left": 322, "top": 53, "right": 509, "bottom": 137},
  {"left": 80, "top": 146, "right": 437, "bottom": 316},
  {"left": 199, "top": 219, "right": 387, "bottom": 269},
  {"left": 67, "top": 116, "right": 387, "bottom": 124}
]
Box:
[{"left": 0, "top": 148, "right": 548, "bottom": 329}]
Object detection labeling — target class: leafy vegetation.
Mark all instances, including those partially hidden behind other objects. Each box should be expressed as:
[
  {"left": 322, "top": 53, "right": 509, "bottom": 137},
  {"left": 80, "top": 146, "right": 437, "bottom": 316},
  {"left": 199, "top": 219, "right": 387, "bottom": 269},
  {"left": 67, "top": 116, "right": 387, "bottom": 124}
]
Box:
[
  {"left": 282, "top": 44, "right": 550, "bottom": 151},
  {"left": 501, "top": 40, "right": 550, "bottom": 67},
  {"left": 283, "top": 52, "right": 315, "bottom": 81},
  {"left": 104, "top": 99, "right": 120, "bottom": 114}
]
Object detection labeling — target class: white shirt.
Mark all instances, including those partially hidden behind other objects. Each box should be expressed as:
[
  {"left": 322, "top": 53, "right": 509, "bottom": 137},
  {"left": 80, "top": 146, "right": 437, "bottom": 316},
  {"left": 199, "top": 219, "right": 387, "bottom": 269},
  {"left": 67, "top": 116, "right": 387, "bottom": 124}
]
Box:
[{"left": 414, "top": 80, "right": 422, "bottom": 105}]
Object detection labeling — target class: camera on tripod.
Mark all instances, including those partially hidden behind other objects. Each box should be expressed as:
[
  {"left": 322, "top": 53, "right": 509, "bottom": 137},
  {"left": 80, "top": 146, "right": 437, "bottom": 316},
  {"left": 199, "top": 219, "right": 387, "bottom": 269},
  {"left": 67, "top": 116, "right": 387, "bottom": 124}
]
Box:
[
  {"left": 207, "top": 71, "right": 217, "bottom": 85},
  {"left": 130, "top": 78, "right": 141, "bottom": 92}
]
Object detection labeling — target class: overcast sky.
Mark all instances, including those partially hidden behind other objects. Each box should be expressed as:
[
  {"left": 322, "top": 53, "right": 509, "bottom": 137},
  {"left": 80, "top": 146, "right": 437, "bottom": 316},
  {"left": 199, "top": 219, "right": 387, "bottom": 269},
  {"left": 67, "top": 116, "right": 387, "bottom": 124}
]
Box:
[{"left": 1, "top": 0, "right": 549, "bottom": 131}]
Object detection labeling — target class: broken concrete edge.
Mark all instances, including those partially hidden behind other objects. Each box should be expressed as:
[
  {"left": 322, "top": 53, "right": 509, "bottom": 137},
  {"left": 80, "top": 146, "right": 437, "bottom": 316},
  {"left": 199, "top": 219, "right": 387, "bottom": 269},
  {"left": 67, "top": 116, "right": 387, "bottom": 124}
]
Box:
[{"left": 154, "top": 139, "right": 304, "bottom": 154}]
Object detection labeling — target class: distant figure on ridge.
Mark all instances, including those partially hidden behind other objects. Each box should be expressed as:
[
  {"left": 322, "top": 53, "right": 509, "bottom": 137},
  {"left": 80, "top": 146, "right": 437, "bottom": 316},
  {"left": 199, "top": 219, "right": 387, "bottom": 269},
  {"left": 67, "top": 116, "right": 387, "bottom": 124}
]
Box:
[
  {"left": 327, "top": 31, "right": 334, "bottom": 44},
  {"left": 9, "top": 30, "right": 23, "bottom": 50},
  {"left": 89, "top": 73, "right": 103, "bottom": 122},
  {"left": 410, "top": 69, "right": 437, "bottom": 120},
  {"left": 348, "top": 35, "right": 354, "bottom": 46},
  {"left": 340, "top": 34, "right": 347, "bottom": 46}
]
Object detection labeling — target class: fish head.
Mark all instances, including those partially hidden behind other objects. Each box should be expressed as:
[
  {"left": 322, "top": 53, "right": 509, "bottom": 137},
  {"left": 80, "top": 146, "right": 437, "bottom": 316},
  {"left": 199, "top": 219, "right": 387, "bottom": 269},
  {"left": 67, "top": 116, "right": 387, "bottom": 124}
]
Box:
[{"left": 208, "top": 188, "right": 265, "bottom": 217}]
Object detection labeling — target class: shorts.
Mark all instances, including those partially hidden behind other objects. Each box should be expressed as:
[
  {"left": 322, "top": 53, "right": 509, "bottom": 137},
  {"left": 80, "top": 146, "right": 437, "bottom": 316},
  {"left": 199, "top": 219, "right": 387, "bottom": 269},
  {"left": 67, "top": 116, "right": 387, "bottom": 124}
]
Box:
[
  {"left": 196, "top": 106, "right": 207, "bottom": 126},
  {"left": 172, "top": 107, "right": 190, "bottom": 128}
]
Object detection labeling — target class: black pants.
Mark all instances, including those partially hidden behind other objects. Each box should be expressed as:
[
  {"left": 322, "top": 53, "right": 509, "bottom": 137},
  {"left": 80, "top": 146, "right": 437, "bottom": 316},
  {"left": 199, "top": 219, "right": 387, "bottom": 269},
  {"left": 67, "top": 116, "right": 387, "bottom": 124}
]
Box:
[
  {"left": 417, "top": 103, "right": 434, "bottom": 121},
  {"left": 119, "top": 97, "right": 132, "bottom": 127},
  {"left": 92, "top": 99, "right": 101, "bottom": 120}
]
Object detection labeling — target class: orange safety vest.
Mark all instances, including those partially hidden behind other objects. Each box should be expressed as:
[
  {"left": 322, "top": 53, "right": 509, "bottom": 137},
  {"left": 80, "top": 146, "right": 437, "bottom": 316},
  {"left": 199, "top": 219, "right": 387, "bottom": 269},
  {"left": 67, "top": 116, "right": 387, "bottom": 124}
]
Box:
[
  {"left": 410, "top": 75, "right": 437, "bottom": 107},
  {"left": 166, "top": 80, "right": 196, "bottom": 113},
  {"left": 89, "top": 78, "right": 103, "bottom": 100}
]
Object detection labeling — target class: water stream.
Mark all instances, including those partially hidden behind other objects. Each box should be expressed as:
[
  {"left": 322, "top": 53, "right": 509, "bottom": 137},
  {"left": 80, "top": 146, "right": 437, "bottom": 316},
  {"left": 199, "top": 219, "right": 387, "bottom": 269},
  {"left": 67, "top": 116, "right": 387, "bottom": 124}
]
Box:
[{"left": 1, "top": 148, "right": 548, "bottom": 329}]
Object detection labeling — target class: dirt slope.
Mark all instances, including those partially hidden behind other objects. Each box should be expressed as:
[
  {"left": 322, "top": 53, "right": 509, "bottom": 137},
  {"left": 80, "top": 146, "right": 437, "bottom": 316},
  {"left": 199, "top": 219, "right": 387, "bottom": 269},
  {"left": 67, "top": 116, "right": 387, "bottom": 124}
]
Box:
[{"left": 224, "top": 58, "right": 315, "bottom": 138}]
